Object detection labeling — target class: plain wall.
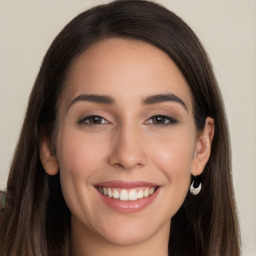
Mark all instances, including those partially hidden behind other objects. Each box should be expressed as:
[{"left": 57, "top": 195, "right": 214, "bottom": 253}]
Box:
[{"left": 0, "top": 1, "right": 255, "bottom": 255}]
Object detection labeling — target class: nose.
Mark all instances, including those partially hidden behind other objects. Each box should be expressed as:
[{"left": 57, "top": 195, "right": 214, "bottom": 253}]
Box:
[{"left": 108, "top": 125, "right": 147, "bottom": 170}]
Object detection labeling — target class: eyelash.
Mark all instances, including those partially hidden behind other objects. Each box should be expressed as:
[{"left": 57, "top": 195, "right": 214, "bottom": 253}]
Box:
[
  {"left": 145, "top": 115, "right": 178, "bottom": 126},
  {"left": 78, "top": 114, "right": 178, "bottom": 127},
  {"left": 78, "top": 115, "right": 109, "bottom": 126}
]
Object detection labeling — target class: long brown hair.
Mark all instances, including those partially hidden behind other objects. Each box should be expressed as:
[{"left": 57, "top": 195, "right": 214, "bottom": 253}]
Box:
[{"left": 0, "top": 1, "right": 240, "bottom": 255}]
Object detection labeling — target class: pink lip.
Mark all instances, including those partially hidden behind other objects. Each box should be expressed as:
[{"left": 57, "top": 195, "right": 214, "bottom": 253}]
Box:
[
  {"left": 94, "top": 180, "right": 159, "bottom": 188},
  {"left": 94, "top": 180, "right": 160, "bottom": 214}
]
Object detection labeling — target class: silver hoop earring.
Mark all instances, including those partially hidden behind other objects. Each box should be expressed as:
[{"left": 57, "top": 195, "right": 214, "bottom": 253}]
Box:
[{"left": 190, "top": 175, "right": 201, "bottom": 195}]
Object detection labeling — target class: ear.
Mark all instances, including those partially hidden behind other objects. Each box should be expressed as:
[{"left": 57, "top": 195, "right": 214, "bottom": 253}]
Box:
[
  {"left": 39, "top": 133, "right": 59, "bottom": 175},
  {"left": 191, "top": 117, "right": 214, "bottom": 176}
]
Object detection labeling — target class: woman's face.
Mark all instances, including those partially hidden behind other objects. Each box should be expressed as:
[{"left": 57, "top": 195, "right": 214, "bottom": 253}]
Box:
[{"left": 48, "top": 38, "right": 209, "bottom": 248}]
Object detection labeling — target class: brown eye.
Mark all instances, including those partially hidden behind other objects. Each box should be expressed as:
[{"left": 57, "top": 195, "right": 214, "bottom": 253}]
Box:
[
  {"left": 146, "top": 115, "right": 178, "bottom": 126},
  {"left": 78, "top": 115, "right": 108, "bottom": 125},
  {"left": 152, "top": 116, "right": 166, "bottom": 124},
  {"left": 88, "top": 116, "right": 103, "bottom": 124}
]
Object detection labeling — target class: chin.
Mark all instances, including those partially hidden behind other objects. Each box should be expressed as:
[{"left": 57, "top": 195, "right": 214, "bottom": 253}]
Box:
[
  {"left": 91, "top": 212, "right": 170, "bottom": 247},
  {"left": 98, "top": 225, "right": 156, "bottom": 246}
]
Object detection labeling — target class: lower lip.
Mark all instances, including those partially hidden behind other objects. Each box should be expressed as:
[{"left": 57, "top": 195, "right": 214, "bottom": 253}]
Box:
[{"left": 96, "top": 188, "right": 159, "bottom": 214}]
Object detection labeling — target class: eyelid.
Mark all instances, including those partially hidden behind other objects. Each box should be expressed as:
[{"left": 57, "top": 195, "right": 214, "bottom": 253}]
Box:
[
  {"left": 77, "top": 115, "right": 110, "bottom": 126},
  {"left": 145, "top": 114, "right": 179, "bottom": 126}
]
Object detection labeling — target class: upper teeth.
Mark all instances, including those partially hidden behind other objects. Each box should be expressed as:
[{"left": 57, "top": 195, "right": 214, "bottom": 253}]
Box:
[{"left": 98, "top": 187, "right": 156, "bottom": 201}]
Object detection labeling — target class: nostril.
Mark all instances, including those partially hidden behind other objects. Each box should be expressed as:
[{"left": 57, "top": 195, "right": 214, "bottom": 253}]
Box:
[{"left": 109, "top": 160, "right": 145, "bottom": 171}]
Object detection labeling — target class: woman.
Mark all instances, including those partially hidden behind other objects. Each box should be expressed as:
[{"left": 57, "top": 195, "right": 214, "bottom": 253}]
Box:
[{"left": 0, "top": 0, "right": 240, "bottom": 255}]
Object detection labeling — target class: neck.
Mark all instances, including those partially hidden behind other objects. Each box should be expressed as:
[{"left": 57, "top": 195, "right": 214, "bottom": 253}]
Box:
[{"left": 70, "top": 216, "right": 170, "bottom": 256}]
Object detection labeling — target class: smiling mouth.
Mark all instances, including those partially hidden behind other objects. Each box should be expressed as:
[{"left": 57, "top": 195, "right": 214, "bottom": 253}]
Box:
[{"left": 97, "top": 186, "right": 158, "bottom": 201}]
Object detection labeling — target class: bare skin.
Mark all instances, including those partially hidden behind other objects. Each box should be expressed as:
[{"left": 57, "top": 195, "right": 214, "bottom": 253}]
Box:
[{"left": 40, "top": 38, "right": 214, "bottom": 256}]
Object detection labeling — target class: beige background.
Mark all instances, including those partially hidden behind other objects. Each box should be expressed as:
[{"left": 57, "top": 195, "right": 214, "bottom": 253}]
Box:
[{"left": 0, "top": 1, "right": 255, "bottom": 255}]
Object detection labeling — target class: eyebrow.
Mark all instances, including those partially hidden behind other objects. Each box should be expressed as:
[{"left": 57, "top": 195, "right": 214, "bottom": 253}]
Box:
[
  {"left": 68, "top": 93, "right": 187, "bottom": 111},
  {"left": 68, "top": 94, "right": 115, "bottom": 109},
  {"left": 143, "top": 93, "right": 188, "bottom": 111}
]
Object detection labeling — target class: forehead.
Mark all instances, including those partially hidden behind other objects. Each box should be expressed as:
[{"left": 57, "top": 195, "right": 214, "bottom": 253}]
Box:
[{"left": 60, "top": 38, "right": 193, "bottom": 111}]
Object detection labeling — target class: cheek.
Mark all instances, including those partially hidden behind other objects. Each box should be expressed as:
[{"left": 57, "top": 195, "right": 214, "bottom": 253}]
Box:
[
  {"left": 153, "top": 144, "right": 193, "bottom": 193},
  {"left": 152, "top": 127, "right": 195, "bottom": 171},
  {"left": 55, "top": 127, "right": 113, "bottom": 225},
  {"left": 56, "top": 128, "right": 108, "bottom": 206},
  {"left": 57, "top": 128, "right": 107, "bottom": 176},
  {"left": 150, "top": 128, "right": 195, "bottom": 198}
]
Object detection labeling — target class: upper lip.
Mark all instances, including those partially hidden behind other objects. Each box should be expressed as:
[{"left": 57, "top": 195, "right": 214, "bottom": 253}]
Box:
[{"left": 94, "top": 180, "right": 159, "bottom": 189}]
